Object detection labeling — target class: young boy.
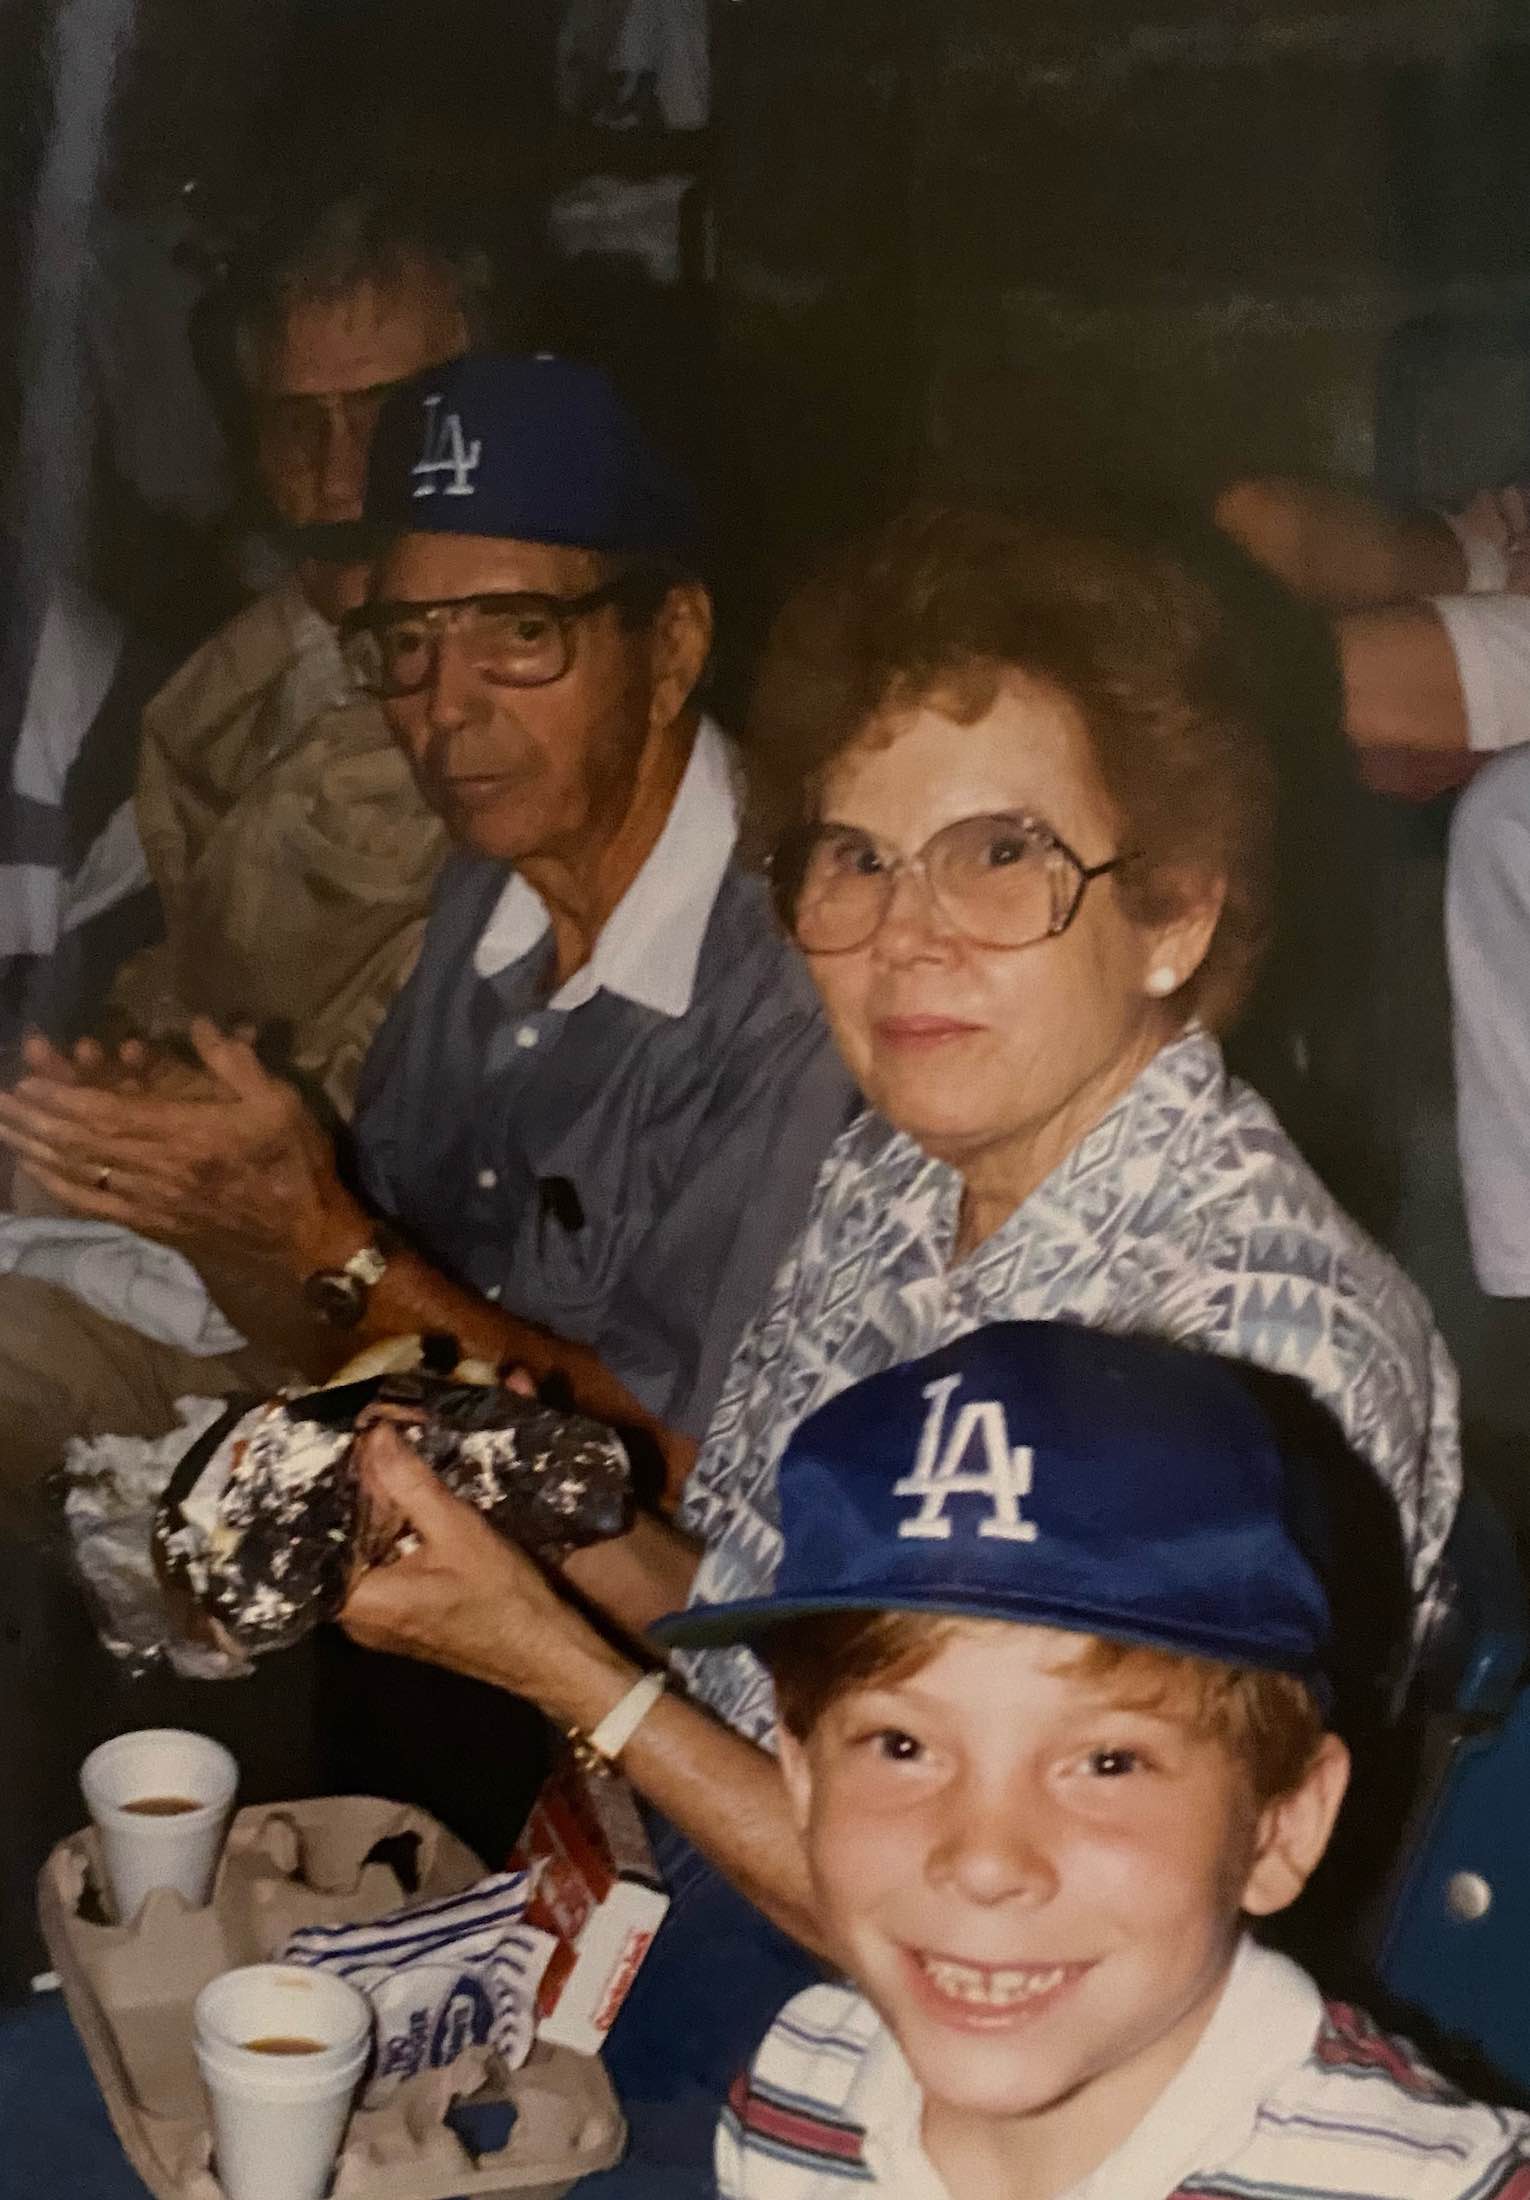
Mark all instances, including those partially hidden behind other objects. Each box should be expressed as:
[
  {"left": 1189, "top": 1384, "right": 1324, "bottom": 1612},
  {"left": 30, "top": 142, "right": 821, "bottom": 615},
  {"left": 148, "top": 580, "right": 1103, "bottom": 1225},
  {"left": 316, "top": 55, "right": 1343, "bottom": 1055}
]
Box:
[{"left": 653, "top": 1320, "right": 1530, "bottom": 2200}]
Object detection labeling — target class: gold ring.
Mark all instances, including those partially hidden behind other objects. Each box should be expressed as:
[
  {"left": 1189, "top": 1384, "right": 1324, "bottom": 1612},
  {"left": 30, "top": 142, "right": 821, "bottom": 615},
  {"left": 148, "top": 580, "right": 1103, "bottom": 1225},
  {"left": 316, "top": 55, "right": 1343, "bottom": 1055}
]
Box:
[{"left": 95, "top": 1166, "right": 112, "bottom": 1192}]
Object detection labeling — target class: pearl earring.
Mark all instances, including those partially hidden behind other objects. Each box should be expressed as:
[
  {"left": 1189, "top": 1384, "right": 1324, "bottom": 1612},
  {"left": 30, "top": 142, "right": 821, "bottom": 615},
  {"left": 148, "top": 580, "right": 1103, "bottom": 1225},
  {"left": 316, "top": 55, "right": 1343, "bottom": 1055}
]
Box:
[{"left": 1147, "top": 966, "right": 1178, "bottom": 997}]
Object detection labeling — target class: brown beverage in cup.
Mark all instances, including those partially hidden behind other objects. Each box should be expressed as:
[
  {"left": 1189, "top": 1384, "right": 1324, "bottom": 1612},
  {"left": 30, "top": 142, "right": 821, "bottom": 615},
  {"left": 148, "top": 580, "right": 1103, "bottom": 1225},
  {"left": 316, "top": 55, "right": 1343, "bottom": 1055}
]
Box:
[
  {"left": 81, "top": 1732, "right": 239, "bottom": 1920},
  {"left": 195, "top": 1965, "right": 371, "bottom": 2200}
]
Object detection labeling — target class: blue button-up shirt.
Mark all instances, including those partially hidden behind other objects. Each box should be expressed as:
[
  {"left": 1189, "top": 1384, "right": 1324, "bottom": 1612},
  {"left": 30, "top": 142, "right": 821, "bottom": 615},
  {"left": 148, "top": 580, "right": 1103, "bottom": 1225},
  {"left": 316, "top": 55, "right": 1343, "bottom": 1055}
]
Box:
[{"left": 352, "top": 723, "right": 857, "bottom": 1437}]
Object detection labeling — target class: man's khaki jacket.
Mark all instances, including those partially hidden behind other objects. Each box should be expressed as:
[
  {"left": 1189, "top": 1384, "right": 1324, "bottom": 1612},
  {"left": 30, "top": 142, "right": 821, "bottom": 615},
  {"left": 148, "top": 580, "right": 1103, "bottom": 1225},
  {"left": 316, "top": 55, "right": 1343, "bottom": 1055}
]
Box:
[{"left": 107, "top": 579, "right": 447, "bottom": 1117}]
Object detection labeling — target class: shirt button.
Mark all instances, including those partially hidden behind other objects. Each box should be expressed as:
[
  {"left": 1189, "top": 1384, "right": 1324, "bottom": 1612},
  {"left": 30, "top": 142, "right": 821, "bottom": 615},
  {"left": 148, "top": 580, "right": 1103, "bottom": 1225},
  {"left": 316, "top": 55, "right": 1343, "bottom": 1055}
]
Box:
[
  {"left": 514, "top": 1023, "right": 539, "bottom": 1049},
  {"left": 476, "top": 1166, "right": 498, "bottom": 1190},
  {"left": 486, "top": 1283, "right": 503, "bottom": 1303}
]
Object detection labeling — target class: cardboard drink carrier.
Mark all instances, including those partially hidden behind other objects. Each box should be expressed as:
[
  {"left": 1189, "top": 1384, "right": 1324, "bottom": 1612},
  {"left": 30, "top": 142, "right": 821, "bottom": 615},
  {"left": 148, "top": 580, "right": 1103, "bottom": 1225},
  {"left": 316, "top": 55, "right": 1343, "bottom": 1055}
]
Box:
[{"left": 38, "top": 1794, "right": 625, "bottom": 2200}]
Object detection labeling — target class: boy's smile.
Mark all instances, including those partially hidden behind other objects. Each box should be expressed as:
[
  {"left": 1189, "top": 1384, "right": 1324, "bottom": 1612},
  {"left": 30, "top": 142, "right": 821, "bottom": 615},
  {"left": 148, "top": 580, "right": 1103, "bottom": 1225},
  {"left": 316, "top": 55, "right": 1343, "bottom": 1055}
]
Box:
[
  {"left": 909, "top": 1954, "right": 1089, "bottom": 2019},
  {"left": 778, "top": 1620, "right": 1346, "bottom": 2199},
  {"left": 902, "top": 1952, "right": 1093, "bottom": 2030}
]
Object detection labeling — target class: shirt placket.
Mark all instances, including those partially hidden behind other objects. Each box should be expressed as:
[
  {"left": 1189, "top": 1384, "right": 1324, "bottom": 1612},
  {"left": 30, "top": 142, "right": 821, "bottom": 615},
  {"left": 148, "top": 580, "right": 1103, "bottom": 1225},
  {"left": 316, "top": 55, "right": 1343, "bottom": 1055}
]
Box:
[{"left": 466, "top": 963, "right": 564, "bottom": 1300}]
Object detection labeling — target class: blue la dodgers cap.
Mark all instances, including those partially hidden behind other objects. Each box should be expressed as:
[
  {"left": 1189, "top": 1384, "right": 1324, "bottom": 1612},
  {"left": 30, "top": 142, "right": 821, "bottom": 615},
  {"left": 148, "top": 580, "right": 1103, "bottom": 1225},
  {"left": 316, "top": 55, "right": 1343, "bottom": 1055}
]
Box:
[
  {"left": 361, "top": 353, "right": 702, "bottom": 560},
  {"left": 652, "top": 1321, "right": 1336, "bottom": 1699}
]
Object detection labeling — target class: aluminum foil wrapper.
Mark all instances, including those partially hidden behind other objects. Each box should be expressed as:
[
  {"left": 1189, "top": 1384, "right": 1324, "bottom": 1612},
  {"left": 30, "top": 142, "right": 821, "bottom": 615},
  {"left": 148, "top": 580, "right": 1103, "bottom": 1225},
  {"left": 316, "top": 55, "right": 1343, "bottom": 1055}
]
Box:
[
  {"left": 64, "top": 1398, "right": 248, "bottom": 1679},
  {"left": 152, "top": 1371, "right": 632, "bottom": 1663}
]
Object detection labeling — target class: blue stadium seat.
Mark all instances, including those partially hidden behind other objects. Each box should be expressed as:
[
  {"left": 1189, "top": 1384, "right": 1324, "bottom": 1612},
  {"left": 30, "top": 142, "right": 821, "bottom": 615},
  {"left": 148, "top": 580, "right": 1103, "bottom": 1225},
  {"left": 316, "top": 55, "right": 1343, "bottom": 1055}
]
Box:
[{"left": 1368, "top": 1481, "right": 1530, "bottom": 2098}]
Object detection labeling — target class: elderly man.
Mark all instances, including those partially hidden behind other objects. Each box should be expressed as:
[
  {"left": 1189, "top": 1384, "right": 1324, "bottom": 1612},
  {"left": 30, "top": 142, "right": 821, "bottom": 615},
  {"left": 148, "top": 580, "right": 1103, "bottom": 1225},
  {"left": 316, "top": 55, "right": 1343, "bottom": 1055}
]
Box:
[
  {"left": 0, "top": 354, "right": 854, "bottom": 1507},
  {"left": 0, "top": 197, "right": 485, "bottom": 1518},
  {"left": 100, "top": 189, "right": 485, "bottom": 1109}
]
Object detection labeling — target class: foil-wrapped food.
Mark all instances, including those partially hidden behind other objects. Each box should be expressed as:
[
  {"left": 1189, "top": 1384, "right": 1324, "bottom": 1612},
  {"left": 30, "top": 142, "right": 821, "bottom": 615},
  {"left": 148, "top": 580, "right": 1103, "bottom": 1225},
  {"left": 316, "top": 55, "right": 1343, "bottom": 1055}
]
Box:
[{"left": 152, "top": 1362, "right": 632, "bottom": 1661}]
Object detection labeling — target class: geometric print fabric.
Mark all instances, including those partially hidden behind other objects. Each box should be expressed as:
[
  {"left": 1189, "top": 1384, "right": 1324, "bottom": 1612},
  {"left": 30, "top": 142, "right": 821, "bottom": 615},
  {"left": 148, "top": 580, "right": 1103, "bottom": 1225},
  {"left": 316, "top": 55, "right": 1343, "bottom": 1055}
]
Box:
[{"left": 676, "top": 1029, "right": 1460, "bottom": 1744}]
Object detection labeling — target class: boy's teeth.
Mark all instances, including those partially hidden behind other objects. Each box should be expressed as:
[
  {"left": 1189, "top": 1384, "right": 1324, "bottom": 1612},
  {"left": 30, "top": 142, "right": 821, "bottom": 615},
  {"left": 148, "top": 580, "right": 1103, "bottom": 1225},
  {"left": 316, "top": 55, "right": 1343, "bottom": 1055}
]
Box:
[{"left": 920, "top": 1955, "right": 1068, "bottom": 2007}]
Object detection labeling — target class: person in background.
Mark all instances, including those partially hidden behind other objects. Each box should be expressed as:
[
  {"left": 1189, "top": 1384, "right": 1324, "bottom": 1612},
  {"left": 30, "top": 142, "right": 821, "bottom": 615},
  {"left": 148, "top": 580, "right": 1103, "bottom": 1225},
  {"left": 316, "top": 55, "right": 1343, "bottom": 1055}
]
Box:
[
  {"left": 0, "top": 353, "right": 854, "bottom": 1510},
  {"left": 0, "top": 546, "right": 164, "bottom": 1053},
  {"left": 1216, "top": 472, "right": 1530, "bottom": 1394},
  {"left": 0, "top": 192, "right": 479, "bottom": 1491},
  {"left": 1213, "top": 471, "right": 1530, "bottom": 798},
  {"left": 553, "top": 0, "right": 710, "bottom": 286},
  {"left": 98, "top": 185, "right": 487, "bottom": 1110},
  {"left": 654, "top": 1323, "right": 1519, "bottom": 2200},
  {"left": 336, "top": 505, "right": 1458, "bottom": 2195}
]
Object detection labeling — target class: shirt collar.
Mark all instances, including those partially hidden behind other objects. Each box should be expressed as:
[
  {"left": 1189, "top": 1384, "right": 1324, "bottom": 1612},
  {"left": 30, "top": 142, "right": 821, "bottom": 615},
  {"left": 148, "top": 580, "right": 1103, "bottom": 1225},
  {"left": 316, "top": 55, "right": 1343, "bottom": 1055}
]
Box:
[
  {"left": 472, "top": 716, "right": 739, "bottom": 1015},
  {"left": 277, "top": 576, "right": 351, "bottom": 722},
  {"left": 847, "top": 1938, "right": 1321, "bottom": 2200},
  {"left": 852, "top": 2024, "right": 952, "bottom": 2200},
  {"left": 1067, "top": 1938, "right": 1322, "bottom": 2200}
]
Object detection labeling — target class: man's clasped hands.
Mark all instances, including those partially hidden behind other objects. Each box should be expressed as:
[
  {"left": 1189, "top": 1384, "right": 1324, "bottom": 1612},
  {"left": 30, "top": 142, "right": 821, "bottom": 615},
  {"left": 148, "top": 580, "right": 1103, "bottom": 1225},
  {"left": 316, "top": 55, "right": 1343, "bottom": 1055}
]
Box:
[{"left": 0, "top": 1019, "right": 359, "bottom": 1273}]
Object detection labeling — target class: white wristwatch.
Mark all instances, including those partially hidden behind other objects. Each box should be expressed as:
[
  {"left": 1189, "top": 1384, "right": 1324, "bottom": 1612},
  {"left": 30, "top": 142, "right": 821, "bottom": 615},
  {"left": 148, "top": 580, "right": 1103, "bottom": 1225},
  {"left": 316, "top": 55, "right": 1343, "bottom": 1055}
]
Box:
[{"left": 565, "top": 1670, "right": 668, "bottom": 1775}]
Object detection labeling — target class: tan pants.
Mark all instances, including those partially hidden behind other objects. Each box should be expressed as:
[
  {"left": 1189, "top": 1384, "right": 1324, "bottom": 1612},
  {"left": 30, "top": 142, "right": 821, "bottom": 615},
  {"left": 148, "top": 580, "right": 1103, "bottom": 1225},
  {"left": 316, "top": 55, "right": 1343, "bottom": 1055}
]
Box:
[{"left": 0, "top": 1272, "right": 291, "bottom": 1536}]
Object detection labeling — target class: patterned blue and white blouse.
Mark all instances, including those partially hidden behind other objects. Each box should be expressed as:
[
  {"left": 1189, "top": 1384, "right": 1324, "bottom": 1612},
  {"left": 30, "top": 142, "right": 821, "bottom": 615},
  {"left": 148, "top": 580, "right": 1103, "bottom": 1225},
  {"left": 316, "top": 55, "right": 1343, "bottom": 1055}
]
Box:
[{"left": 674, "top": 1028, "right": 1461, "bottom": 1744}]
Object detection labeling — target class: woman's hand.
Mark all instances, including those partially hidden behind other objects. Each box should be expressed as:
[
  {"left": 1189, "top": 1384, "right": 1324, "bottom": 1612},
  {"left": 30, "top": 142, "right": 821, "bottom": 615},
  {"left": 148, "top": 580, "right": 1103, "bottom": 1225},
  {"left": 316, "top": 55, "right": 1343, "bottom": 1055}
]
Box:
[
  {"left": 344, "top": 1429, "right": 823, "bottom": 1950},
  {"left": 340, "top": 1423, "right": 638, "bottom": 1722}
]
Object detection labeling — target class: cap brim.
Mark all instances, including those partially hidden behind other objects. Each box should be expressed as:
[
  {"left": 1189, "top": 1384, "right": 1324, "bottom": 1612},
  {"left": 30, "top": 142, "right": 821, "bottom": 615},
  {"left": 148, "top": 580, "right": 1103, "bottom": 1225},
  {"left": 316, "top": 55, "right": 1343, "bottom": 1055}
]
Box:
[
  {"left": 650, "top": 1592, "right": 876, "bottom": 1651},
  {"left": 650, "top": 1588, "right": 1330, "bottom": 1708}
]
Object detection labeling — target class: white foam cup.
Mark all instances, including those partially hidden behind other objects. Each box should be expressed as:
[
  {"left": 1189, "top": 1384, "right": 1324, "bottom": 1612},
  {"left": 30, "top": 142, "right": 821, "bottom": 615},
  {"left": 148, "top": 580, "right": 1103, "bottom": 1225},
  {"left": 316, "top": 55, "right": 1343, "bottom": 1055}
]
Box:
[
  {"left": 79, "top": 1728, "right": 238, "bottom": 1923},
  {"left": 194, "top": 1965, "right": 372, "bottom": 2200}
]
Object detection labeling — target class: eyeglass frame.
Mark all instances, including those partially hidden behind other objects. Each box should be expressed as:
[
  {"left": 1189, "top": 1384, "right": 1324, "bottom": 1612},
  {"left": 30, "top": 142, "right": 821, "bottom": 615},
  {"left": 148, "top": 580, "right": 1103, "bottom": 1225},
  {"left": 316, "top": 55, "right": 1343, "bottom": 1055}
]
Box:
[
  {"left": 768, "top": 810, "right": 1137, "bottom": 954},
  {"left": 338, "top": 578, "right": 632, "bottom": 697},
  {"left": 254, "top": 374, "right": 423, "bottom": 456}
]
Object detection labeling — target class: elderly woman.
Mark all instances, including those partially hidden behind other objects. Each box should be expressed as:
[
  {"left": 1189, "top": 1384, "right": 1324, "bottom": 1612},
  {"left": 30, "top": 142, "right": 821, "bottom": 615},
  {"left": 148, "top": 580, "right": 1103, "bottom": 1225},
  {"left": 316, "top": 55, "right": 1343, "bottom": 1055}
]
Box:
[{"left": 343, "top": 505, "right": 1458, "bottom": 2190}]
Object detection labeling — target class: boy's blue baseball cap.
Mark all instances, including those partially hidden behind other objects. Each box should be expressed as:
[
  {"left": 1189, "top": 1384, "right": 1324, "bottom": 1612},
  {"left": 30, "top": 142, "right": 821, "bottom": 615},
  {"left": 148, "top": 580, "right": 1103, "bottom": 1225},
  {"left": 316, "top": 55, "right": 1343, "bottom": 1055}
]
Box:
[
  {"left": 361, "top": 353, "right": 702, "bottom": 560},
  {"left": 652, "top": 1321, "right": 1336, "bottom": 1699}
]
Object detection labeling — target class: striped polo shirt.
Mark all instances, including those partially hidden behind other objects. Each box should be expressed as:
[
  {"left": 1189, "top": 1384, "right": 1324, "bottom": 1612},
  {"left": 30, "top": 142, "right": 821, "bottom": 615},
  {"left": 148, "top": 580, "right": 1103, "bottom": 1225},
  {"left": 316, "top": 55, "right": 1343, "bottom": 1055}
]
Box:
[{"left": 716, "top": 1938, "right": 1530, "bottom": 2200}]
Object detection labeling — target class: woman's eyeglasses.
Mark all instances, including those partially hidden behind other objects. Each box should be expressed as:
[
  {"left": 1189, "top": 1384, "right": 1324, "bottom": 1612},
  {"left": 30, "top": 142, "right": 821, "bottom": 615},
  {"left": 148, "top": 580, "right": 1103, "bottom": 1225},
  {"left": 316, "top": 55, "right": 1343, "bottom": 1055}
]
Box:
[
  {"left": 770, "top": 812, "right": 1133, "bottom": 954},
  {"left": 339, "top": 581, "right": 629, "bottom": 698}
]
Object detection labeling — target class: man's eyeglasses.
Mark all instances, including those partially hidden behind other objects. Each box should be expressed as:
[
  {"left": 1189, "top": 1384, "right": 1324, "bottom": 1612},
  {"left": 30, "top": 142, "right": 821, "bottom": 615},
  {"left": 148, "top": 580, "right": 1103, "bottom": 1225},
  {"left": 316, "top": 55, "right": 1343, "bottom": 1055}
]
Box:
[
  {"left": 339, "top": 582, "right": 628, "bottom": 698},
  {"left": 770, "top": 812, "right": 1133, "bottom": 954},
  {"left": 256, "top": 378, "right": 415, "bottom": 463}
]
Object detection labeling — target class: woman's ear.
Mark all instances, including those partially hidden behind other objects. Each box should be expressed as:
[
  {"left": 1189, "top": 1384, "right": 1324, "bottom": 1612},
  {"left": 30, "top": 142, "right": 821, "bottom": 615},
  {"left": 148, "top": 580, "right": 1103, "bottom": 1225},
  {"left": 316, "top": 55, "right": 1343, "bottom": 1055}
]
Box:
[
  {"left": 1140, "top": 871, "right": 1227, "bottom": 1002},
  {"left": 648, "top": 581, "right": 713, "bottom": 731},
  {"left": 1241, "top": 1732, "right": 1351, "bottom": 1918},
  {"left": 775, "top": 1724, "right": 815, "bottom": 1835}
]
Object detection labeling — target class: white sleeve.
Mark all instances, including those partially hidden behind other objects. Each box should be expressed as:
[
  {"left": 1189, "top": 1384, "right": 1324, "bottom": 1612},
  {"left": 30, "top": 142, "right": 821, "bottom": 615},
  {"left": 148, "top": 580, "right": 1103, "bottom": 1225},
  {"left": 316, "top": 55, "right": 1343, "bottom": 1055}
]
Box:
[
  {"left": 1439, "top": 505, "right": 1511, "bottom": 593},
  {"left": 714, "top": 2091, "right": 750, "bottom": 2198},
  {"left": 1448, "top": 748, "right": 1530, "bottom": 1293},
  {"left": 1429, "top": 596, "right": 1530, "bottom": 753}
]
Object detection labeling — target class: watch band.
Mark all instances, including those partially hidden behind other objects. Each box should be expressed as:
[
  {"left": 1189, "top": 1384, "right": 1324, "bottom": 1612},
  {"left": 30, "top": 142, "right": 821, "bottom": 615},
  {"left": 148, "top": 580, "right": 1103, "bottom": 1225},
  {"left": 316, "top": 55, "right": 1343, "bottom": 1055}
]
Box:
[
  {"left": 344, "top": 1242, "right": 390, "bottom": 1290},
  {"left": 566, "top": 1670, "right": 667, "bottom": 1775},
  {"left": 301, "top": 1225, "right": 398, "bottom": 1329}
]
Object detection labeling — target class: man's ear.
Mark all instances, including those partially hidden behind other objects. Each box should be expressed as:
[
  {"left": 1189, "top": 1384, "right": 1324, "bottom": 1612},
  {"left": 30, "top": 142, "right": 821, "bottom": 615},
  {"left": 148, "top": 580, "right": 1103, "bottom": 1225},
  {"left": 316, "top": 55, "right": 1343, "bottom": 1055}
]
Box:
[
  {"left": 648, "top": 581, "right": 713, "bottom": 730},
  {"left": 775, "top": 1723, "right": 815, "bottom": 1835},
  {"left": 1241, "top": 1732, "right": 1351, "bottom": 1918}
]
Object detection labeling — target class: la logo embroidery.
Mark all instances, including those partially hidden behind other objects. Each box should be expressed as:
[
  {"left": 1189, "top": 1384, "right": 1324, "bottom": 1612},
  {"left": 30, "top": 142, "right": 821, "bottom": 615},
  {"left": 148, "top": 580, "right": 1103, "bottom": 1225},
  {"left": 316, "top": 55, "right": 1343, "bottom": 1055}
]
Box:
[
  {"left": 893, "top": 1374, "right": 1039, "bottom": 1544},
  {"left": 411, "top": 395, "right": 482, "bottom": 499}
]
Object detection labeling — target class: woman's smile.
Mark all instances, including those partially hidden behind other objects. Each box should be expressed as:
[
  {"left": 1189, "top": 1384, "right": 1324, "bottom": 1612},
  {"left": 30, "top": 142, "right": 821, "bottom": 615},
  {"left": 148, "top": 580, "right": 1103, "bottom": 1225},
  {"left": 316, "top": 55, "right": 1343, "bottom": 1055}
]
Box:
[{"left": 872, "top": 1013, "right": 986, "bottom": 1049}]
